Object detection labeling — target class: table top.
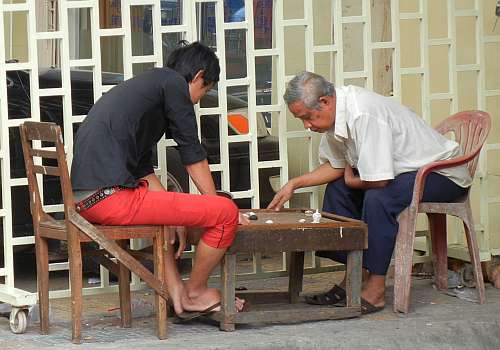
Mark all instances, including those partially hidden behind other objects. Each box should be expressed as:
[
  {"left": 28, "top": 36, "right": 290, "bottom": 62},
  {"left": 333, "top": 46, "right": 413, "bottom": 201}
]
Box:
[
  {"left": 238, "top": 209, "right": 363, "bottom": 229},
  {"left": 188, "top": 208, "right": 367, "bottom": 253}
]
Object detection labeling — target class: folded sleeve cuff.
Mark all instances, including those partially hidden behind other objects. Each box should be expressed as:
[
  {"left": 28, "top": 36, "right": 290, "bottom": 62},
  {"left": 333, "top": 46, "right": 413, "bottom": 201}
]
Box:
[
  {"left": 177, "top": 144, "right": 208, "bottom": 165},
  {"left": 359, "top": 172, "right": 394, "bottom": 181}
]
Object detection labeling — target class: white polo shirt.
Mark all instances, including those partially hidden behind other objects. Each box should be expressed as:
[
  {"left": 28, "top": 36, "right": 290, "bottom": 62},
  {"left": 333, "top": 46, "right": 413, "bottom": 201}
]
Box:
[{"left": 318, "top": 85, "right": 472, "bottom": 188}]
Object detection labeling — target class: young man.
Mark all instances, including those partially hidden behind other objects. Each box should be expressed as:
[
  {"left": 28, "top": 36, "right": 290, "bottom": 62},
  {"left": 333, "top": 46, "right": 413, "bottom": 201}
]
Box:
[
  {"left": 268, "top": 71, "right": 471, "bottom": 314},
  {"left": 71, "top": 42, "right": 247, "bottom": 317}
]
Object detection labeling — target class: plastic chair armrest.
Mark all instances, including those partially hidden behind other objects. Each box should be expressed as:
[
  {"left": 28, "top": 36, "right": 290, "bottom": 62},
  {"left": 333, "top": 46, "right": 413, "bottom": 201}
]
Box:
[{"left": 411, "top": 154, "right": 473, "bottom": 206}]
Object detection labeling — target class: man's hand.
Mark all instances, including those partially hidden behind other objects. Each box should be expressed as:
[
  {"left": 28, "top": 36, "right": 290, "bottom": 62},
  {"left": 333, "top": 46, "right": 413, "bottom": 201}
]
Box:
[
  {"left": 343, "top": 164, "right": 357, "bottom": 188},
  {"left": 166, "top": 226, "right": 187, "bottom": 259},
  {"left": 267, "top": 181, "right": 295, "bottom": 211}
]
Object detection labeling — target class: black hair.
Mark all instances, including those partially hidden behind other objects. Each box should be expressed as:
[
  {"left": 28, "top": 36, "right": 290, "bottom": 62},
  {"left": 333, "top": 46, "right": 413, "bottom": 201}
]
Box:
[{"left": 166, "top": 41, "right": 220, "bottom": 86}]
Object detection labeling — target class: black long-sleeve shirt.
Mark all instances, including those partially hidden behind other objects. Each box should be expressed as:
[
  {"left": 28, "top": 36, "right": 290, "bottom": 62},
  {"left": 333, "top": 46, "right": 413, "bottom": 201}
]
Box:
[{"left": 71, "top": 68, "right": 206, "bottom": 190}]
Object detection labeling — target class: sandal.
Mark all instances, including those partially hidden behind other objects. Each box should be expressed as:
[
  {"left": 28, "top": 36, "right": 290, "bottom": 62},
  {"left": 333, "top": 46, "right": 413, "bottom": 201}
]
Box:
[
  {"left": 175, "top": 302, "right": 221, "bottom": 322},
  {"left": 335, "top": 297, "right": 385, "bottom": 315},
  {"left": 360, "top": 298, "right": 384, "bottom": 315},
  {"left": 305, "top": 284, "right": 346, "bottom": 305}
]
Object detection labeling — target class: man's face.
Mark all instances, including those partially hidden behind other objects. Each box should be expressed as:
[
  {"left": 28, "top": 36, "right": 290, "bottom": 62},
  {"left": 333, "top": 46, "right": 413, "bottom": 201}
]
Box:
[
  {"left": 288, "top": 96, "right": 336, "bottom": 133},
  {"left": 189, "top": 79, "right": 214, "bottom": 104}
]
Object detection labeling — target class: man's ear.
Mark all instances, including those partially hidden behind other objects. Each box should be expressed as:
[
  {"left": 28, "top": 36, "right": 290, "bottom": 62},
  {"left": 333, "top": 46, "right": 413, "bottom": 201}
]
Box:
[{"left": 192, "top": 70, "right": 205, "bottom": 84}]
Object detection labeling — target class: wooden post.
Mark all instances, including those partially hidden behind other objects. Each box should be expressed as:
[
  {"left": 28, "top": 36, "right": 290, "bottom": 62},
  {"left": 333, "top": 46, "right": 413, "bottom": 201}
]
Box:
[
  {"left": 288, "top": 251, "right": 305, "bottom": 304},
  {"left": 67, "top": 225, "right": 83, "bottom": 344},
  {"left": 345, "top": 250, "right": 362, "bottom": 308},
  {"left": 35, "top": 234, "right": 50, "bottom": 334},
  {"left": 118, "top": 240, "right": 132, "bottom": 328},
  {"left": 153, "top": 229, "right": 168, "bottom": 339},
  {"left": 220, "top": 254, "right": 236, "bottom": 331}
]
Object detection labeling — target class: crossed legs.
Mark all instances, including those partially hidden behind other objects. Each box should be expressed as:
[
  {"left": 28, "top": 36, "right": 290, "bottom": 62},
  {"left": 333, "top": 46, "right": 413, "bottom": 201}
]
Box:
[
  {"left": 140, "top": 174, "right": 243, "bottom": 315},
  {"left": 317, "top": 172, "right": 468, "bottom": 309}
]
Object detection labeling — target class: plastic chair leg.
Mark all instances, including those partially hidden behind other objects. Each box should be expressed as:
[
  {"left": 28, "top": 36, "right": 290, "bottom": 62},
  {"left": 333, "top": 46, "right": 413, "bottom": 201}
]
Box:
[
  {"left": 428, "top": 213, "right": 448, "bottom": 291},
  {"left": 463, "top": 203, "right": 486, "bottom": 304},
  {"left": 394, "top": 208, "right": 417, "bottom": 314}
]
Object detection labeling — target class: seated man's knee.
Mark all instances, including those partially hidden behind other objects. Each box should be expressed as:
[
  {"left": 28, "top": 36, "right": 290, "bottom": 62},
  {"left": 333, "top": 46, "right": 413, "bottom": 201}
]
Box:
[
  {"left": 363, "top": 189, "right": 383, "bottom": 207},
  {"left": 216, "top": 196, "right": 239, "bottom": 226},
  {"left": 224, "top": 198, "right": 239, "bottom": 224},
  {"left": 202, "top": 197, "right": 238, "bottom": 249},
  {"left": 362, "top": 189, "right": 395, "bottom": 218}
]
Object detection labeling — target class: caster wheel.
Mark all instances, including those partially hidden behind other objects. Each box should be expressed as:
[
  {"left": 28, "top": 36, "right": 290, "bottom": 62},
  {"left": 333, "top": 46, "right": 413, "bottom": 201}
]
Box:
[{"left": 9, "top": 307, "right": 28, "bottom": 334}]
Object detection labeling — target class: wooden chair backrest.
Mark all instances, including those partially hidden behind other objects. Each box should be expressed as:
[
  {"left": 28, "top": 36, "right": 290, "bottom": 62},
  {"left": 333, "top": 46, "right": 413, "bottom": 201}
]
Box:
[
  {"left": 19, "top": 122, "right": 75, "bottom": 224},
  {"left": 434, "top": 110, "right": 491, "bottom": 178}
]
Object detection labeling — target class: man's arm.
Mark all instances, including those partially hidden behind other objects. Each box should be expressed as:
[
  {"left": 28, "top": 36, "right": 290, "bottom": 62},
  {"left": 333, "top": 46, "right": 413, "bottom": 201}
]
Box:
[
  {"left": 186, "top": 159, "right": 249, "bottom": 225},
  {"left": 267, "top": 162, "right": 344, "bottom": 210},
  {"left": 344, "top": 164, "right": 390, "bottom": 189},
  {"left": 185, "top": 159, "right": 217, "bottom": 195}
]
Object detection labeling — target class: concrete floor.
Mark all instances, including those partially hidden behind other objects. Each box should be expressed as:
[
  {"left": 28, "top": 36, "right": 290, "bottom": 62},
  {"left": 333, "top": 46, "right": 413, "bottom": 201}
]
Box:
[{"left": 1, "top": 270, "right": 499, "bottom": 350}]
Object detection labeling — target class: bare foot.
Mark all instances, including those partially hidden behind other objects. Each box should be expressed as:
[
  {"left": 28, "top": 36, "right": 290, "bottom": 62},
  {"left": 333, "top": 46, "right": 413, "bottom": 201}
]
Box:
[
  {"left": 167, "top": 282, "right": 186, "bottom": 315},
  {"left": 182, "top": 287, "right": 219, "bottom": 312},
  {"left": 361, "top": 275, "right": 386, "bottom": 307},
  {"left": 182, "top": 287, "right": 246, "bottom": 313}
]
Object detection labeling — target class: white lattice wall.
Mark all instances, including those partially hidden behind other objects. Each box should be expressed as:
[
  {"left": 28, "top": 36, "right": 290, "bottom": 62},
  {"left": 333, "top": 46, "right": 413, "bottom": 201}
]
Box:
[{"left": 0, "top": 0, "right": 499, "bottom": 306}]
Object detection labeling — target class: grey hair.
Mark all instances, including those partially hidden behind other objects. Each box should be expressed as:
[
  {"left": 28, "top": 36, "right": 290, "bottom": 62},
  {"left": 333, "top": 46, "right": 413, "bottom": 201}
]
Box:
[{"left": 283, "top": 71, "right": 336, "bottom": 109}]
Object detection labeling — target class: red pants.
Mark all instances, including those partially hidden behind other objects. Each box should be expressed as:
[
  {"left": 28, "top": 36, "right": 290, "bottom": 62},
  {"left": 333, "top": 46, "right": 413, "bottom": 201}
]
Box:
[{"left": 79, "top": 180, "right": 239, "bottom": 248}]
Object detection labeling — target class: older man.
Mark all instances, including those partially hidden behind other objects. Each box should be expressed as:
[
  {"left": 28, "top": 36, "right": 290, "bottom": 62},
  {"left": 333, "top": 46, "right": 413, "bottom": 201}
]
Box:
[{"left": 268, "top": 71, "right": 471, "bottom": 314}]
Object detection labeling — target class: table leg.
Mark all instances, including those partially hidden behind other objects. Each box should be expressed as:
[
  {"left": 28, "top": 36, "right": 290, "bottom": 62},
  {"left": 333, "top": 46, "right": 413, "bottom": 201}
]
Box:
[
  {"left": 220, "top": 253, "right": 236, "bottom": 331},
  {"left": 288, "top": 251, "right": 305, "bottom": 304},
  {"left": 346, "top": 250, "right": 362, "bottom": 308}
]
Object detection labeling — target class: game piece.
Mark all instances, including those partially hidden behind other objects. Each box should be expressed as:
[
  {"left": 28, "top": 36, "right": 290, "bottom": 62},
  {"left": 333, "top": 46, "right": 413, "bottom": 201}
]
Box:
[{"left": 312, "top": 209, "right": 322, "bottom": 223}]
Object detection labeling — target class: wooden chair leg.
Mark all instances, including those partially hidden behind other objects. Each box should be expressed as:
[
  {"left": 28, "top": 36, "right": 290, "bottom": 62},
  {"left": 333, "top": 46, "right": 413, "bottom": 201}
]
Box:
[
  {"left": 288, "top": 251, "right": 305, "bottom": 304},
  {"left": 463, "top": 202, "right": 486, "bottom": 304},
  {"left": 394, "top": 208, "right": 417, "bottom": 314},
  {"left": 153, "top": 230, "right": 168, "bottom": 340},
  {"left": 35, "top": 235, "right": 50, "bottom": 334},
  {"left": 428, "top": 213, "right": 448, "bottom": 290},
  {"left": 68, "top": 232, "right": 83, "bottom": 344},
  {"left": 118, "top": 240, "right": 132, "bottom": 328}
]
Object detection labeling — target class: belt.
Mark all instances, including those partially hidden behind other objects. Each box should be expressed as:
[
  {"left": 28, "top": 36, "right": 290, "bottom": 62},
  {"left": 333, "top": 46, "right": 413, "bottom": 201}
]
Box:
[{"left": 75, "top": 187, "right": 123, "bottom": 212}]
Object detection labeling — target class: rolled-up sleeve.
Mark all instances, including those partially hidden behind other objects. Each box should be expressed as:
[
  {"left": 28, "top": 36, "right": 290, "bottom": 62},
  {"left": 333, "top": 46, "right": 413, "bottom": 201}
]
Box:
[
  {"left": 163, "top": 78, "right": 207, "bottom": 165},
  {"left": 353, "top": 114, "right": 394, "bottom": 181}
]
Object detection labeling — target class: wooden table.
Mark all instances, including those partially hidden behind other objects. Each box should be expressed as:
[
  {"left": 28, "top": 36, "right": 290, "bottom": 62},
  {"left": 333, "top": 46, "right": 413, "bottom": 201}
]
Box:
[{"left": 188, "top": 208, "right": 367, "bottom": 330}]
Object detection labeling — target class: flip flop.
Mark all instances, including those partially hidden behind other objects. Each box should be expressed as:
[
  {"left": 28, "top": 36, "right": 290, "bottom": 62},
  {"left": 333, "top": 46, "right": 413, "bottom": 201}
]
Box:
[
  {"left": 305, "top": 284, "right": 346, "bottom": 305},
  {"left": 239, "top": 300, "right": 251, "bottom": 313},
  {"left": 175, "top": 302, "right": 221, "bottom": 322},
  {"left": 334, "top": 297, "right": 384, "bottom": 314},
  {"left": 360, "top": 298, "right": 384, "bottom": 315}
]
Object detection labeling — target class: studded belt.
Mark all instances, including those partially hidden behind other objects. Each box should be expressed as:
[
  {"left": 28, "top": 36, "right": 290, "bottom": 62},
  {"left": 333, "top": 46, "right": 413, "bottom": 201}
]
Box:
[{"left": 75, "top": 187, "right": 123, "bottom": 212}]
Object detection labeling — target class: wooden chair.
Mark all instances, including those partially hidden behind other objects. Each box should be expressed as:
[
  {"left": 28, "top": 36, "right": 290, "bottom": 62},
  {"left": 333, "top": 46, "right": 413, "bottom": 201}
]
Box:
[
  {"left": 393, "top": 110, "right": 491, "bottom": 314},
  {"left": 20, "top": 121, "right": 170, "bottom": 343}
]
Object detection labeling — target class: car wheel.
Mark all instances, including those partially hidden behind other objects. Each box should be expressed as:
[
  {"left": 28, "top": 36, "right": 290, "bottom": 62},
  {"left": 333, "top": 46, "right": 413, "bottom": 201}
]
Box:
[{"left": 166, "top": 171, "right": 183, "bottom": 193}]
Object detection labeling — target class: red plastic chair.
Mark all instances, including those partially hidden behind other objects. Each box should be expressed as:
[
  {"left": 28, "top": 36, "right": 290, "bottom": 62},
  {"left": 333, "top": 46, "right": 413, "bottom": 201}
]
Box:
[{"left": 393, "top": 110, "right": 491, "bottom": 314}]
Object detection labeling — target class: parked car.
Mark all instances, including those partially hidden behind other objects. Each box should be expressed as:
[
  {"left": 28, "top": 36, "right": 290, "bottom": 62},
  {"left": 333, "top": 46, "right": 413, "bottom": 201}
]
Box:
[{"left": 3, "top": 67, "right": 280, "bottom": 249}]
